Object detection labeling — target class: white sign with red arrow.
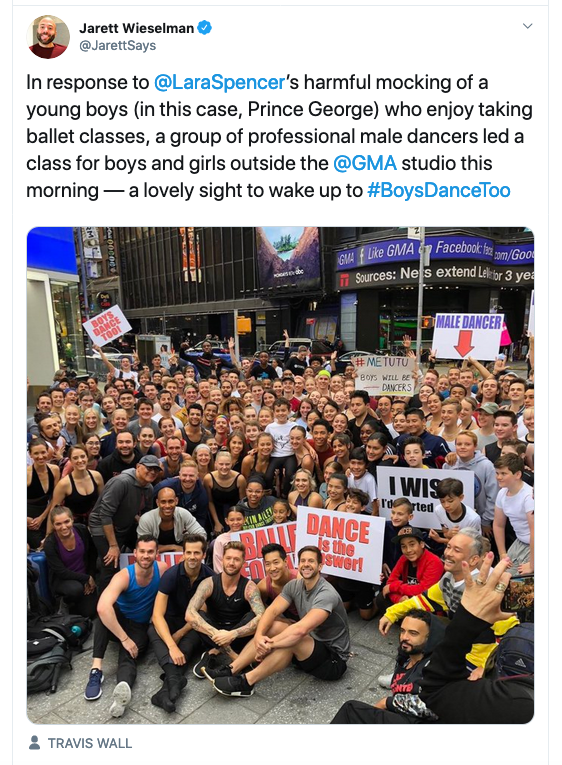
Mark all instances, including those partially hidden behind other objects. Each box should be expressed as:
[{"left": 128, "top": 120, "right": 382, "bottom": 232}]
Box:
[{"left": 433, "top": 313, "right": 504, "bottom": 361}]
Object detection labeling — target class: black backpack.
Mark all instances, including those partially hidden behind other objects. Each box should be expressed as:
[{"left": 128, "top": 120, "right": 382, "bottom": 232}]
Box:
[
  {"left": 27, "top": 635, "right": 72, "bottom": 694},
  {"left": 27, "top": 613, "right": 93, "bottom": 650},
  {"left": 27, "top": 614, "right": 93, "bottom": 694},
  {"left": 494, "top": 623, "right": 534, "bottom": 678}
]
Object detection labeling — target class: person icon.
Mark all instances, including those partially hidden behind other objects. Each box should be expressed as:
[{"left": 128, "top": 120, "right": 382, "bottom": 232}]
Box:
[
  {"left": 29, "top": 736, "right": 40, "bottom": 750},
  {"left": 28, "top": 16, "right": 69, "bottom": 59}
]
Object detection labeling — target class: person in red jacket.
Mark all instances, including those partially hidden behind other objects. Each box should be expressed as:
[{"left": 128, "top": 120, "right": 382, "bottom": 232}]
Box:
[{"left": 379, "top": 527, "right": 444, "bottom": 609}]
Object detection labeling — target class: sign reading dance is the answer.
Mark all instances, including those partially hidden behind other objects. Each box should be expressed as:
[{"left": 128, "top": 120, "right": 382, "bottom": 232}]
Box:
[
  {"left": 296, "top": 507, "right": 385, "bottom": 583},
  {"left": 351, "top": 355, "right": 415, "bottom": 396},
  {"left": 377, "top": 467, "right": 475, "bottom": 530},
  {"left": 82, "top": 305, "right": 132, "bottom": 347},
  {"left": 433, "top": 313, "right": 504, "bottom": 361}
]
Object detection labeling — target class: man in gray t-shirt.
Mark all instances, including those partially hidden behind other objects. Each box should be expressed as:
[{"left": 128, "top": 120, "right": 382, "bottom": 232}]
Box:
[{"left": 207, "top": 546, "right": 351, "bottom": 698}]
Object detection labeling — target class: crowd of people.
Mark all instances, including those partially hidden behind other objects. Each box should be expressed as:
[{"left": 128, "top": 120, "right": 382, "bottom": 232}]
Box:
[{"left": 26, "top": 331, "right": 535, "bottom": 722}]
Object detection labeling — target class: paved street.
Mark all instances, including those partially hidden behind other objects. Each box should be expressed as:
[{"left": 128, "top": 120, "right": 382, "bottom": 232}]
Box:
[{"left": 28, "top": 611, "right": 399, "bottom": 725}]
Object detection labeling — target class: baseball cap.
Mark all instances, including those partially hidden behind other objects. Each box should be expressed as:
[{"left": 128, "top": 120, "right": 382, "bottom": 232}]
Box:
[
  {"left": 477, "top": 403, "right": 500, "bottom": 415},
  {"left": 139, "top": 455, "right": 163, "bottom": 471},
  {"left": 392, "top": 527, "right": 425, "bottom": 545}
]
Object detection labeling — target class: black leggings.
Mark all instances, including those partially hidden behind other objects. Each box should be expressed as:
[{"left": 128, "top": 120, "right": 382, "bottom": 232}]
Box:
[
  {"left": 265, "top": 456, "right": 297, "bottom": 497},
  {"left": 93, "top": 604, "right": 149, "bottom": 688},
  {"left": 52, "top": 578, "right": 98, "bottom": 620},
  {"left": 148, "top": 619, "right": 203, "bottom": 668}
]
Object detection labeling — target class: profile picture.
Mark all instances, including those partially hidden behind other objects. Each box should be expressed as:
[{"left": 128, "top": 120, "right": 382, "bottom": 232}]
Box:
[{"left": 28, "top": 15, "right": 69, "bottom": 59}]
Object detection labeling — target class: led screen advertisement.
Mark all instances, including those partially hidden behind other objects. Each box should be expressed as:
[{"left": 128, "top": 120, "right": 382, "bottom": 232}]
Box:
[{"left": 256, "top": 226, "right": 321, "bottom": 290}]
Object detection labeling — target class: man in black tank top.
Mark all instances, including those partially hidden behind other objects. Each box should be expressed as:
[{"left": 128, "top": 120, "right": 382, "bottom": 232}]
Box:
[
  {"left": 186, "top": 542, "right": 265, "bottom": 677},
  {"left": 182, "top": 404, "right": 209, "bottom": 455}
]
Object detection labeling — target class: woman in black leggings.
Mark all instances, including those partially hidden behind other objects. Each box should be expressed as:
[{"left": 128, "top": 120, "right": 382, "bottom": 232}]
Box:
[{"left": 43, "top": 506, "right": 98, "bottom": 618}]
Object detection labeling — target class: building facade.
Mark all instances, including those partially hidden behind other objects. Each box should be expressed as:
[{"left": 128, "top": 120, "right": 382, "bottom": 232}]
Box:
[{"left": 115, "top": 226, "right": 534, "bottom": 357}]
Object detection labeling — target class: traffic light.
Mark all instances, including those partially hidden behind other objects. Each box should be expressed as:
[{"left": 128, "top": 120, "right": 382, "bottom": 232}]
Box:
[
  {"left": 237, "top": 316, "right": 252, "bottom": 334},
  {"left": 420, "top": 315, "right": 434, "bottom": 329}
]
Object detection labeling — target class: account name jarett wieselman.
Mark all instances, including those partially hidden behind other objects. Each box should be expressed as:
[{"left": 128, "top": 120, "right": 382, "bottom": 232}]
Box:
[{"left": 79, "top": 23, "right": 195, "bottom": 33}]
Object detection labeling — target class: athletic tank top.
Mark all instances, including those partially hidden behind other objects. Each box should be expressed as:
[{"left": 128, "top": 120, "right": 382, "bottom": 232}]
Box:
[
  {"left": 265, "top": 570, "right": 299, "bottom": 619},
  {"left": 27, "top": 465, "right": 55, "bottom": 516},
  {"left": 211, "top": 474, "right": 241, "bottom": 509},
  {"left": 184, "top": 432, "right": 204, "bottom": 455},
  {"left": 295, "top": 493, "right": 312, "bottom": 508},
  {"left": 117, "top": 562, "right": 161, "bottom": 623},
  {"left": 206, "top": 572, "right": 251, "bottom": 628},
  {"left": 67, "top": 471, "right": 99, "bottom": 522},
  {"left": 249, "top": 454, "right": 274, "bottom": 491}
]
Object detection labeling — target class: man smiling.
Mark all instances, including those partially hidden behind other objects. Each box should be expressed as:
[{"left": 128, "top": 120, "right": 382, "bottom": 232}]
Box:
[
  {"left": 209, "top": 545, "right": 350, "bottom": 697},
  {"left": 30, "top": 17, "right": 68, "bottom": 59}
]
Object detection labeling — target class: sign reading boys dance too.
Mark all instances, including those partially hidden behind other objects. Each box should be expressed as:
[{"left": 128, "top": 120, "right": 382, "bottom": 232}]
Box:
[
  {"left": 296, "top": 507, "right": 385, "bottom": 583},
  {"left": 433, "top": 313, "right": 504, "bottom": 360},
  {"left": 377, "top": 467, "right": 475, "bottom": 529},
  {"left": 351, "top": 355, "right": 415, "bottom": 396},
  {"left": 82, "top": 305, "right": 132, "bottom": 347},
  {"left": 231, "top": 522, "right": 297, "bottom": 580}
]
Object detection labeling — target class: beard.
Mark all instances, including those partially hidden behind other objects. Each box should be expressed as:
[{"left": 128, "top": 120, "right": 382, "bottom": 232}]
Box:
[
  {"left": 37, "top": 31, "right": 56, "bottom": 45},
  {"left": 396, "top": 639, "right": 428, "bottom": 662}
]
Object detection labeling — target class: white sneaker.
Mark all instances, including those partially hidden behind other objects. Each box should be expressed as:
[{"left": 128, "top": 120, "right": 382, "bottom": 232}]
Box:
[
  {"left": 109, "top": 681, "right": 132, "bottom": 718},
  {"left": 377, "top": 672, "right": 393, "bottom": 689}
]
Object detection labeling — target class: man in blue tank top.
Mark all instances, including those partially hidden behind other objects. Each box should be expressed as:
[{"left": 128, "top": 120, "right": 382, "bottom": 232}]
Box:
[{"left": 83, "top": 535, "right": 168, "bottom": 717}]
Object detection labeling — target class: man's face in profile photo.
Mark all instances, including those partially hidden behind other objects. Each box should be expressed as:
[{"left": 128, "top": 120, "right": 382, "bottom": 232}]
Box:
[
  {"left": 29, "top": 16, "right": 68, "bottom": 58},
  {"left": 36, "top": 18, "right": 57, "bottom": 47}
]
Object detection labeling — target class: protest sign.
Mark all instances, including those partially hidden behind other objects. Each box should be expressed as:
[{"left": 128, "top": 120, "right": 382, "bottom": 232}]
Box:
[
  {"left": 377, "top": 467, "right": 475, "bottom": 529},
  {"left": 433, "top": 313, "right": 504, "bottom": 360},
  {"left": 231, "top": 522, "right": 297, "bottom": 580},
  {"left": 83, "top": 305, "right": 132, "bottom": 347},
  {"left": 296, "top": 507, "right": 384, "bottom": 583},
  {"left": 351, "top": 355, "right": 415, "bottom": 396},
  {"left": 119, "top": 551, "right": 181, "bottom": 569}
]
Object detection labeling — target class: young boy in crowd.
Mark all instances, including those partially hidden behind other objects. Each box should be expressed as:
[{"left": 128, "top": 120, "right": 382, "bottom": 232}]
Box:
[
  {"left": 443, "top": 430, "right": 498, "bottom": 539},
  {"left": 343, "top": 488, "right": 370, "bottom": 516},
  {"left": 382, "top": 498, "right": 414, "bottom": 579},
  {"left": 376, "top": 527, "right": 444, "bottom": 612},
  {"left": 500, "top": 439, "right": 534, "bottom": 487},
  {"left": 429, "top": 477, "right": 482, "bottom": 549},
  {"left": 402, "top": 437, "right": 429, "bottom": 469},
  {"left": 213, "top": 506, "right": 246, "bottom": 572},
  {"left": 440, "top": 400, "right": 462, "bottom": 450},
  {"left": 331, "top": 489, "right": 377, "bottom": 620},
  {"left": 347, "top": 447, "right": 378, "bottom": 515},
  {"left": 493, "top": 453, "right": 534, "bottom": 576}
]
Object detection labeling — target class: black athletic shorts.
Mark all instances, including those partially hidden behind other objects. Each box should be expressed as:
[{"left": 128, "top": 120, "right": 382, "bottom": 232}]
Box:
[
  {"left": 332, "top": 577, "right": 375, "bottom": 610},
  {"left": 293, "top": 638, "right": 347, "bottom": 681}
]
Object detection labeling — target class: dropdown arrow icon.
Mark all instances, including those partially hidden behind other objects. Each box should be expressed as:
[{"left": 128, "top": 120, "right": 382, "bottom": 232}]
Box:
[{"left": 523, "top": 23, "right": 533, "bottom": 29}]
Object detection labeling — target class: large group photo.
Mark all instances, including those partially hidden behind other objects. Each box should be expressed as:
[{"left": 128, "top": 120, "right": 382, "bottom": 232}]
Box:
[{"left": 26, "top": 226, "right": 534, "bottom": 725}]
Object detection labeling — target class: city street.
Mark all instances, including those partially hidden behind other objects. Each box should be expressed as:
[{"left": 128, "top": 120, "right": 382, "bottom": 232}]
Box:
[{"left": 28, "top": 612, "right": 399, "bottom": 725}]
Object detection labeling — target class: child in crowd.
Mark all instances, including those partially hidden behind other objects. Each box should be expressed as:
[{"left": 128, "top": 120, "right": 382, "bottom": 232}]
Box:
[
  {"left": 501, "top": 439, "right": 534, "bottom": 487},
  {"left": 493, "top": 453, "right": 534, "bottom": 576},
  {"left": 213, "top": 506, "right": 246, "bottom": 573},
  {"left": 443, "top": 430, "right": 498, "bottom": 538},
  {"left": 381, "top": 497, "right": 414, "bottom": 579},
  {"left": 348, "top": 447, "right": 378, "bottom": 515},
  {"left": 272, "top": 499, "right": 292, "bottom": 524},
  {"left": 331, "top": 489, "right": 377, "bottom": 620},
  {"left": 429, "top": 477, "right": 482, "bottom": 549},
  {"left": 402, "top": 437, "right": 429, "bottom": 469},
  {"left": 375, "top": 527, "right": 444, "bottom": 613},
  {"left": 318, "top": 460, "right": 343, "bottom": 502}
]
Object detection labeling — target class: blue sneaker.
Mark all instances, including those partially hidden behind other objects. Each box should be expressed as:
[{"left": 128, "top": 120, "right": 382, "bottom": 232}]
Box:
[{"left": 84, "top": 668, "right": 104, "bottom": 700}]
